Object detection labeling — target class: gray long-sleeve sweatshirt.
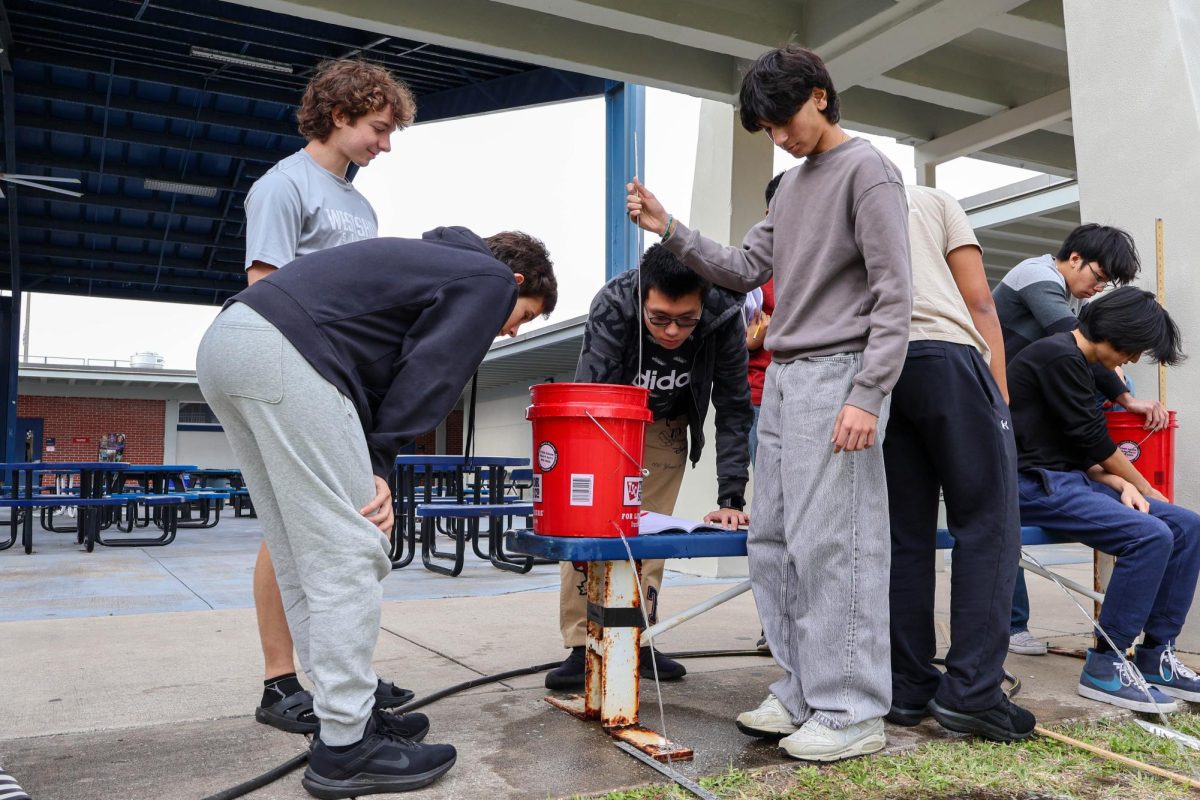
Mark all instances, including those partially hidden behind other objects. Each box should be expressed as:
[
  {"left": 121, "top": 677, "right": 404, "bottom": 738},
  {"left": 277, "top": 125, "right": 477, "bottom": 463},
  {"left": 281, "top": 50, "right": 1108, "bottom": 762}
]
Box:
[{"left": 659, "top": 137, "right": 912, "bottom": 416}]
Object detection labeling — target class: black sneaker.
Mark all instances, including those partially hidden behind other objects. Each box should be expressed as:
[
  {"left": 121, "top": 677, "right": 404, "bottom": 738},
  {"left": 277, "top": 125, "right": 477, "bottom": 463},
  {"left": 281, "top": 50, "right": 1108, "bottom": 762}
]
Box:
[
  {"left": 373, "top": 709, "right": 430, "bottom": 742},
  {"left": 544, "top": 646, "right": 586, "bottom": 690},
  {"left": 640, "top": 646, "right": 686, "bottom": 681},
  {"left": 928, "top": 696, "right": 1036, "bottom": 742},
  {"left": 374, "top": 678, "right": 415, "bottom": 710},
  {"left": 885, "top": 700, "right": 931, "bottom": 727},
  {"left": 302, "top": 717, "right": 457, "bottom": 799}
]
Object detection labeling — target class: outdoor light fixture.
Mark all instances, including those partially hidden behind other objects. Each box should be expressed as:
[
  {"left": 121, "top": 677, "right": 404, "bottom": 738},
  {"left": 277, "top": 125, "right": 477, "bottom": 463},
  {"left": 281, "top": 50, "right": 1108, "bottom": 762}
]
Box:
[
  {"left": 143, "top": 179, "right": 219, "bottom": 198},
  {"left": 189, "top": 46, "right": 293, "bottom": 74}
]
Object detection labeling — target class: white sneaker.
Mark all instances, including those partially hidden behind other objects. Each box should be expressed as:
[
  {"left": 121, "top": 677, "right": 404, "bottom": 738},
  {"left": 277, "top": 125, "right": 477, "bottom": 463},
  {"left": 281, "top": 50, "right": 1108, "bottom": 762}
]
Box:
[
  {"left": 735, "top": 694, "right": 798, "bottom": 737},
  {"left": 779, "top": 717, "right": 886, "bottom": 762},
  {"left": 1009, "top": 630, "right": 1048, "bottom": 655}
]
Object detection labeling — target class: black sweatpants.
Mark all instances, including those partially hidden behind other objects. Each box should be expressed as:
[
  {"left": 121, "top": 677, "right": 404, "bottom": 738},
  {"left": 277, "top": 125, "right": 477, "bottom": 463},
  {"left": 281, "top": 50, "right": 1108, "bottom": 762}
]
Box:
[{"left": 884, "top": 340, "right": 1020, "bottom": 712}]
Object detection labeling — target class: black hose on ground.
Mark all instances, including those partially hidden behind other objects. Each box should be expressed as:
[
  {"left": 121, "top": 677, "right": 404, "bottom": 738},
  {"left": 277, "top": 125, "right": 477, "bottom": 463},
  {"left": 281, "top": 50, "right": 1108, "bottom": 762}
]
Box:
[{"left": 202, "top": 648, "right": 771, "bottom": 799}]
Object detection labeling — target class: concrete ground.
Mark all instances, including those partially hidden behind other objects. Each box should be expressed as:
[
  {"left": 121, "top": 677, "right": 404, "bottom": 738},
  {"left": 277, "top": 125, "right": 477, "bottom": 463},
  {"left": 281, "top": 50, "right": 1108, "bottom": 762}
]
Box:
[{"left": 0, "top": 515, "right": 1188, "bottom": 799}]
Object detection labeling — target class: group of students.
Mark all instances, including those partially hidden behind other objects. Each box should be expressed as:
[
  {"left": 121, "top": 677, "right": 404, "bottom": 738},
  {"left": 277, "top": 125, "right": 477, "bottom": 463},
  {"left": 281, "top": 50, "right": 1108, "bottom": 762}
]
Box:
[{"left": 186, "top": 45, "right": 1200, "bottom": 800}]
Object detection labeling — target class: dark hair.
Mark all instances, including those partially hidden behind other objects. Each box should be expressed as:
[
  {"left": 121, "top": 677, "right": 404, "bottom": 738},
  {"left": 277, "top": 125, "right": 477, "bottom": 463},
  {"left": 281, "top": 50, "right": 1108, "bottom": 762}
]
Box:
[
  {"left": 738, "top": 45, "right": 840, "bottom": 133},
  {"left": 1056, "top": 223, "right": 1140, "bottom": 285},
  {"left": 484, "top": 231, "right": 558, "bottom": 317},
  {"left": 765, "top": 171, "right": 785, "bottom": 206},
  {"left": 297, "top": 59, "right": 417, "bottom": 141},
  {"left": 639, "top": 244, "right": 708, "bottom": 301},
  {"left": 1077, "top": 286, "right": 1184, "bottom": 365}
]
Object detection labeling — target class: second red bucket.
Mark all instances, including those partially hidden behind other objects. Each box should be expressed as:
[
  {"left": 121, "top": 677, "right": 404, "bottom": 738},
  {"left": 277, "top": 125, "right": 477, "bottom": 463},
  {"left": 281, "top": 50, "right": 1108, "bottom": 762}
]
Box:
[{"left": 526, "top": 383, "right": 652, "bottom": 537}]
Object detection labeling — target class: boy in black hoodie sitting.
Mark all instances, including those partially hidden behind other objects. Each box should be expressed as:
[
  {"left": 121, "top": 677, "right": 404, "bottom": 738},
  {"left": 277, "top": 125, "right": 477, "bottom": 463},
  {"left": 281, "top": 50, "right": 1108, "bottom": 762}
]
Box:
[{"left": 197, "top": 229, "right": 556, "bottom": 799}]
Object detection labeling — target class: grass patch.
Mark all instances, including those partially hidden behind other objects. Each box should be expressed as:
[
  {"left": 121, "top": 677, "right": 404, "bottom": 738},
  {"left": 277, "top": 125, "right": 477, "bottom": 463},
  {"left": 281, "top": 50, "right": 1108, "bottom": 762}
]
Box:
[{"left": 585, "top": 713, "right": 1200, "bottom": 800}]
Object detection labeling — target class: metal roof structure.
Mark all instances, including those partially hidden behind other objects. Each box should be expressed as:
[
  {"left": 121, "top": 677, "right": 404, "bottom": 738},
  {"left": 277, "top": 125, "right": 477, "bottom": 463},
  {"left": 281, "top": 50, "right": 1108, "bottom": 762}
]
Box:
[{"left": 0, "top": 0, "right": 604, "bottom": 305}]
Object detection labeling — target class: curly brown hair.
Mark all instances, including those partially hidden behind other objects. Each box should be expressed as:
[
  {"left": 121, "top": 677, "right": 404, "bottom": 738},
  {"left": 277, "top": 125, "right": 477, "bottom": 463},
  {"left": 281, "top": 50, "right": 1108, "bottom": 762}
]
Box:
[
  {"left": 296, "top": 59, "right": 417, "bottom": 142},
  {"left": 484, "top": 231, "right": 558, "bottom": 317}
]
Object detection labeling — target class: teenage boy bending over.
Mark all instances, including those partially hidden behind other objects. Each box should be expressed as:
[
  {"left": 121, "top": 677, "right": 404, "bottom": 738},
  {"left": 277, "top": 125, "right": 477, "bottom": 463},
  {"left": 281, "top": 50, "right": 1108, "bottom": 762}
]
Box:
[
  {"left": 884, "top": 186, "right": 1034, "bottom": 742},
  {"left": 1007, "top": 287, "right": 1200, "bottom": 713},
  {"left": 545, "top": 244, "right": 752, "bottom": 689},
  {"left": 244, "top": 58, "right": 418, "bottom": 732},
  {"left": 198, "top": 231, "right": 556, "bottom": 798},
  {"left": 994, "top": 224, "right": 1170, "bottom": 656},
  {"left": 628, "top": 45, "right": 911, "bottom": 761}
]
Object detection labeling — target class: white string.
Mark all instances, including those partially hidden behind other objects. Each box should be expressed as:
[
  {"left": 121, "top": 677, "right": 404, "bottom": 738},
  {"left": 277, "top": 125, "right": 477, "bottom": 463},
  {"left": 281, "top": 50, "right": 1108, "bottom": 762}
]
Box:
[{"left": 585, "top": 411, "right": 650, "bottom": 476}]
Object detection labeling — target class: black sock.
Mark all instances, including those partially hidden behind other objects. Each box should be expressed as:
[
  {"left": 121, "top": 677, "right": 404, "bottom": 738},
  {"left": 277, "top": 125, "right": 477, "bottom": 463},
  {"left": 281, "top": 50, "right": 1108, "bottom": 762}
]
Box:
[
  {"left": 325, "top": 738, "right": 363, "bottom": 754},
  {"left": 1142, "top": 635, "right": 1166, "bottom": 650},
  {"left": 261, "top": 672, "right": 305, "bottom": 708},
  {"left": 1094, "top": 638, "right": 1115, "bottom": 654}
]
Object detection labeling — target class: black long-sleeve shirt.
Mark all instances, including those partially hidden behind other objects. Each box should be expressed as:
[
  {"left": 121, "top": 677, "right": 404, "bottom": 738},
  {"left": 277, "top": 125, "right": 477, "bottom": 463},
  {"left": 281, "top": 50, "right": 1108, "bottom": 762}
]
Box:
[
  {"left": 227, "top": 228, "right": 517, "bottom": 478},
  {"left": 1007, "top": 332, "right": 1117, "bottom": 473}
]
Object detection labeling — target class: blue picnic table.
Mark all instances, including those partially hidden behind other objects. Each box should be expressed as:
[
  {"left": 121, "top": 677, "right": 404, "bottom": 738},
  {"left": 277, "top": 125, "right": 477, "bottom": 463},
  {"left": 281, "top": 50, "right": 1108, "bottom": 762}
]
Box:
[{"left": 0, "top": 462, "right": 129, "bottom": 553}]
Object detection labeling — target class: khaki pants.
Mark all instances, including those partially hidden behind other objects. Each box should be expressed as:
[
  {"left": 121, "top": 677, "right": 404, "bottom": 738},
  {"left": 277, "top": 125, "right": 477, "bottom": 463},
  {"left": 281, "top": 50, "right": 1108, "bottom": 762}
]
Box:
[{"left": 558, "top": 415, "right": 689, "bottom": 648}]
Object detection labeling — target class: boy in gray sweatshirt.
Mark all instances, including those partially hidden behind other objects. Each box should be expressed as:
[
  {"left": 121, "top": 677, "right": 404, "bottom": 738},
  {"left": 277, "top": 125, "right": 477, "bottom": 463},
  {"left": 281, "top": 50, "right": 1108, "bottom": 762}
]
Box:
[{"left": 627, "top": 44, "right": 911, "bottom": 761}]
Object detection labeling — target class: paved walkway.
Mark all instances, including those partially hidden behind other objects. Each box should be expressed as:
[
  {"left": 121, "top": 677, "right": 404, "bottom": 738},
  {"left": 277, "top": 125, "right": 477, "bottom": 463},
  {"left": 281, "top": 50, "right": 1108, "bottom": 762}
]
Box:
[{"left": 0, "top": 513, "right": 1187, "bottom": 799}]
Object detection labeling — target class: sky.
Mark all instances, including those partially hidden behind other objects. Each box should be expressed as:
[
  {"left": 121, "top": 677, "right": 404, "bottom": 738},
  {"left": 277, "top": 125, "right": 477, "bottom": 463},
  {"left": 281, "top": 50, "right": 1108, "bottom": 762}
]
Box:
[{"left": 15, "top": 88, "right": 1039, "bottom": 371}]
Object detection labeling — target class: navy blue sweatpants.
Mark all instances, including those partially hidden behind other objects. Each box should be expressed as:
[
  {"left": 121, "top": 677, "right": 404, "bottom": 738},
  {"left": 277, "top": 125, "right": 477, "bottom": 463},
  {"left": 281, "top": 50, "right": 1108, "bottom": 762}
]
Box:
[{"left": 1018, "top": 469, "right": 1200, "bottom": 651}]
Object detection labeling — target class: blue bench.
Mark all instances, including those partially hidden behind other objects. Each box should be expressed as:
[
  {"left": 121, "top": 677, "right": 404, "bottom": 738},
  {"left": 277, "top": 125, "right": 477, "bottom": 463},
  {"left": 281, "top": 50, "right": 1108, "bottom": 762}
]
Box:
[
  {"left": 1, "top": 496, "right": 125, "bottom": 553},
  {"left": 414, "top": 502, "right": 534, "bottom": 576},
  {"left": 102, "top": 494, "right": 187, "bottom": 547}
]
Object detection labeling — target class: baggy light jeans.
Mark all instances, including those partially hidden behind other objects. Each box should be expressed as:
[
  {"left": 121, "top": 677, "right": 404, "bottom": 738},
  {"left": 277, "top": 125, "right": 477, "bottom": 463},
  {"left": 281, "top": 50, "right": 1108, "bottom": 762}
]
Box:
[
  {"left": 196, "top": 303, "right": 393, "bottom": 746},
  {"left": 751, "top": 354, "right": 892, "bottom": 729}
]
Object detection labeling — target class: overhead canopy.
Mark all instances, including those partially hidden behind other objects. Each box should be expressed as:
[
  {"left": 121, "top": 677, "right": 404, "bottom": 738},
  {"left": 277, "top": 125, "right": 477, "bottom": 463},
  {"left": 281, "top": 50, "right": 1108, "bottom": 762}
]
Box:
[{"left": 0, "top": 0, "right": 605, "bottom": 304}]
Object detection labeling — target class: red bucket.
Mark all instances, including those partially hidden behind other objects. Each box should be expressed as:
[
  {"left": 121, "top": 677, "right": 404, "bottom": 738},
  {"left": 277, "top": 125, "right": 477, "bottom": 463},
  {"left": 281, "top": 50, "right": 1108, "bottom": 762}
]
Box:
[
  {"left": 1106, "top": 410, "right": 1178, "bottom": 501},
  {"left": 526, "top": 383, "right": 652, "bottom": 537}
]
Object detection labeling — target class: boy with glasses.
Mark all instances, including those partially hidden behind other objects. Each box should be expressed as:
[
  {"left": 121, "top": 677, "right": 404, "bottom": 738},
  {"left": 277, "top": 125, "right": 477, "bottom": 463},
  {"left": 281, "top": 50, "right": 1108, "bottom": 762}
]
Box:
[
  {"left": 544, "top": 244, "right": 753, "bottom": 690},
  {"left": 993, "top": 223, "right": 1170, "bottom": 656}
]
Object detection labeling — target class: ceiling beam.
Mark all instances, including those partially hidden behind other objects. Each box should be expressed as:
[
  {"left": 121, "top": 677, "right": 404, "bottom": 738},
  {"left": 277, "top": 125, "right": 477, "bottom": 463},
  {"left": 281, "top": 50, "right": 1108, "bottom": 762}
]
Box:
[
  {"left": 980, "top": 12, "right": 1066, "bottom": 51},
  {"left": 915, "top": 87, "right": 1071, "bottom": 166},
  {"left": 241, "top": 0, "right": 743, "bottom": 100},
  {"left": 818, "top": 0, "right": 1029, "bottom": 90},
  {"left": 966, "top": 180, "right": 1079, "bottom": 230},
  {"left": 486, "top": 0, "right": 800, "bottom": 61}
]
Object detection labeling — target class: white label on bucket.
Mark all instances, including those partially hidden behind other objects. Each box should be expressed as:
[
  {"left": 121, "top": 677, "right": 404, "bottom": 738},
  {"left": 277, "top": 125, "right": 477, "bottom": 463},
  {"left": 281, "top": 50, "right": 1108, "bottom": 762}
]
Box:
[
  {"left": 531, "top": 474, "right": 542, "bottom": 503},
  {"left": 623, "top": 476, "right": 642, "bottom": 506},
  {"left": 1118, "top": 440, "right": 1141, "bottom": 462},
  {"left": 570, "top": 474, "right": 594, "bottom": 506},
  {"left": 537, "top": 442, "right": 558, "bottom": 471}
]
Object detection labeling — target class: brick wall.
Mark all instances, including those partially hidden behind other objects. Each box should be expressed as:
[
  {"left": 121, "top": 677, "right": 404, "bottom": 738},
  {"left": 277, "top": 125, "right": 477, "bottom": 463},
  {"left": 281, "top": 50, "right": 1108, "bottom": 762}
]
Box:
[
  {"left": 17, "top": 395, "right": 165, "bottom": 464},
  {"left": 446, "top": 409, "right": 464, "bottom": 454}
]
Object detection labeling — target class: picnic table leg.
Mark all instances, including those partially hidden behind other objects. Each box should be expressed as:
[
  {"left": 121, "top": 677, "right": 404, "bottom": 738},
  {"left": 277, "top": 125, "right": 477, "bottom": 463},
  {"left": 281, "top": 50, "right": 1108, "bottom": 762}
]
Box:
[{"left": 22, "top": 468, "right": 34, "bottom": 554}]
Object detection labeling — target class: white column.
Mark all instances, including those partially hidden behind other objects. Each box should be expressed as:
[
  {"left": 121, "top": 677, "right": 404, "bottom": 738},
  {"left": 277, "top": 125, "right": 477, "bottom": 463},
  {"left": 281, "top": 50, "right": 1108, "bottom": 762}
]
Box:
[
  {"left": 670, "top": 100, "right": 773, "bottom": 579},
  {"left": 163, "top": 399, "right": 179, "bottom": 464},
  {"left": 1064, "top": 0, "right": 1200, "bottom": 648}
]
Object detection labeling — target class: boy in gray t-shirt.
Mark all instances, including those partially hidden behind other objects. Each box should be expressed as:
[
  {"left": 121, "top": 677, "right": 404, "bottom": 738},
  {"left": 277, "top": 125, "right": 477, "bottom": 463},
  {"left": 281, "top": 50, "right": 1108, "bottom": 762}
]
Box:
[
  {"left": 629, "top": 45, "right": 910, "bottom": 762},
  {"left": 243, "top": 59, "right": 420, "bottom": 738}
]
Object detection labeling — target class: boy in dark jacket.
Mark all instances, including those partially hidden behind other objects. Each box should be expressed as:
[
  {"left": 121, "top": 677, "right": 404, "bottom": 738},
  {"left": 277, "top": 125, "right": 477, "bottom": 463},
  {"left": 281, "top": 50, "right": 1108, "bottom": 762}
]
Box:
[
  {"left": 544, "top": 244, "right": 752, "bottom": 689},
  {"left": 197, "top": 230, "right": 556, "bottom": 799}
]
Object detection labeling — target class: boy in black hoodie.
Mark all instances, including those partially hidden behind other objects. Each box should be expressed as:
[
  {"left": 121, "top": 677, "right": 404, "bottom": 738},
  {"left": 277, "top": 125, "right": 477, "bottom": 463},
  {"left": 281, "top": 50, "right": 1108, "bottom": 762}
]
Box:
[
  {"left": 544, "top": 244, "right": 752, "bottom": 689},
  {"left": 197, "top": 229, "right": 556, "bottom": 799}
]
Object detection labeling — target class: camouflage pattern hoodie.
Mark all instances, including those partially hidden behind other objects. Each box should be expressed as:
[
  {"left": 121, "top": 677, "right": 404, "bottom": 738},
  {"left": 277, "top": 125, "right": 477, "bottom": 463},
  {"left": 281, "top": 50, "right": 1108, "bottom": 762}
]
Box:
[{"left": 574, "top": 269, "right": 752, "bottom": 508}]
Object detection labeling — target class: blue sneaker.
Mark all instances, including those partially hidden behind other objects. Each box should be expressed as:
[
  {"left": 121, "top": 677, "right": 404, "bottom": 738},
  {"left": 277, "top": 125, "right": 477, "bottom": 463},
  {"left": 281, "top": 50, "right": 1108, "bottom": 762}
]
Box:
[
  {"left": 1135, "top": 643, "right": 1200, "bottom": 703},
  {"left": 1077, "top": 649, "right": 1178, "bottom": 713}
]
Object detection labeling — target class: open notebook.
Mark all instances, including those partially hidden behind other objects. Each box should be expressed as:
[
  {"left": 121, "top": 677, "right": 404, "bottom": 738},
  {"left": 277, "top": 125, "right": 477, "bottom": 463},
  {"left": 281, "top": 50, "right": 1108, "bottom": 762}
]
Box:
[{"left": 638, "top": 511, "right": 731, "bottom": 535}]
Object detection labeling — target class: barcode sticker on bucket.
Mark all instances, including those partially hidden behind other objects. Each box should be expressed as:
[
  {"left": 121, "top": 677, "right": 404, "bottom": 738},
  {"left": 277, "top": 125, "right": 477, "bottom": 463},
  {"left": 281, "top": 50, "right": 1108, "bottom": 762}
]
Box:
[
  {"left": 531, "top": 474, "right": 542, "bottom": 503},
  {"left": 569, "top": 474, "right": 594, "bottom": 506}
]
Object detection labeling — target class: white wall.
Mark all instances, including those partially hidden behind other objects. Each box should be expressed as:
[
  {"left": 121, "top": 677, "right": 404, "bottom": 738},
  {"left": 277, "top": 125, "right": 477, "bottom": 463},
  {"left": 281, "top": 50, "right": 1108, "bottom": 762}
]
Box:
[
  {"left": 471, "top": 375, "right": 574, "bottom": 460},
  {"left": 176, "top": 429, "right": 237, "bottom": 469}
]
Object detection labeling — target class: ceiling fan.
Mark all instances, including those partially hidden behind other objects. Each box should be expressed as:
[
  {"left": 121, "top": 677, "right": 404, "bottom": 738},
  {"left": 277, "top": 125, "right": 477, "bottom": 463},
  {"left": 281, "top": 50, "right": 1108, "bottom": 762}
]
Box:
[{"left": 0, "top": 173, "right": 83, "bottom": 199}]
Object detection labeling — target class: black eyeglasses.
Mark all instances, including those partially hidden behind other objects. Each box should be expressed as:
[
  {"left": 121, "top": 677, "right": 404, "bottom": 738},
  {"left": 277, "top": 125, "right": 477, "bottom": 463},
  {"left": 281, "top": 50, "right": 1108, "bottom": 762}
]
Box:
[
  {"left": 644, "top": 309, "right": 701, "bottom": 329},
  {"left": 1085, "top": 261, "right": 1114, "bottom": 289}
]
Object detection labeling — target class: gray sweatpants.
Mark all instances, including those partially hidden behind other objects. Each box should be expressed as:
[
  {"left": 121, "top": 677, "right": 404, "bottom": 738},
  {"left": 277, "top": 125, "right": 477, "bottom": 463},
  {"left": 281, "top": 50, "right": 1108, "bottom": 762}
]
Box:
[
  {"left": 196, "top": 303, "right": 392, "bottom": 746},
  {"left": 752, "top": 354, "right": 892, "bottom": 729}
]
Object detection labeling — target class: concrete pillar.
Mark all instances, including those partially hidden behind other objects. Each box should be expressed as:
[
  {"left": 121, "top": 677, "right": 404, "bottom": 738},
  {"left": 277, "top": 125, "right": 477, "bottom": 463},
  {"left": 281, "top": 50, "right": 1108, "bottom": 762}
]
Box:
[
  {"left": 669, "top": 99, "right": 773, "bottom": 579},
  {"left": 162, "top": 399, "right": 179, "bottom": 464},
  {"left": 1064, "top": 0, "right": 1200, "bottom": 649}
]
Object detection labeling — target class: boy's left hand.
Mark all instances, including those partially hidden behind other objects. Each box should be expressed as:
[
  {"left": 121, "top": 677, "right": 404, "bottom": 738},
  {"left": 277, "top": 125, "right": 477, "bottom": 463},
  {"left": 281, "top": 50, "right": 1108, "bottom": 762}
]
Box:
[
  {"left": 360, "top": 475, "right": 395, "bottom": 539},
  {"left": 832, "top": 404, "right": 879, "bottom": 452},
  {"left": 705, "top": 508, "right": 749, "bottom": 530}
]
